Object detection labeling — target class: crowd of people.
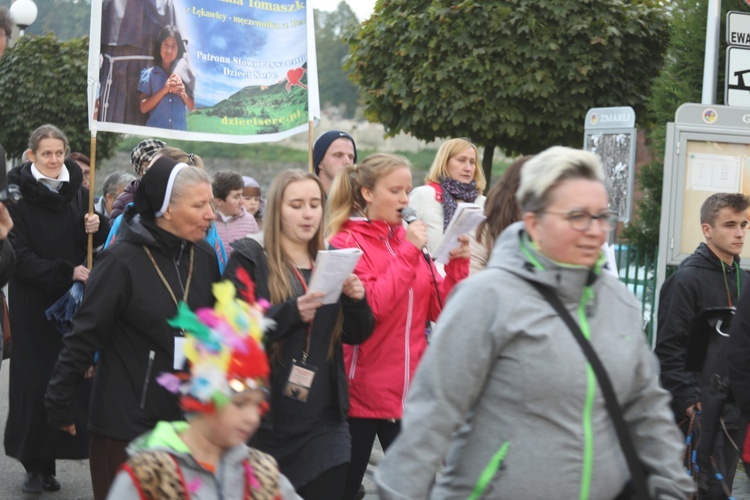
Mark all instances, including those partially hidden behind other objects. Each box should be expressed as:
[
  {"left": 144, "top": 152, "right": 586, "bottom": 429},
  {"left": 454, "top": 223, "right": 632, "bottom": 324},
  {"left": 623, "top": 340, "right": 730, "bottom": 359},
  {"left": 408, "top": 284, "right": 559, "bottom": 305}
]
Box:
[{"left": 3, "top": 115, "right": 750, "bottom": 500}]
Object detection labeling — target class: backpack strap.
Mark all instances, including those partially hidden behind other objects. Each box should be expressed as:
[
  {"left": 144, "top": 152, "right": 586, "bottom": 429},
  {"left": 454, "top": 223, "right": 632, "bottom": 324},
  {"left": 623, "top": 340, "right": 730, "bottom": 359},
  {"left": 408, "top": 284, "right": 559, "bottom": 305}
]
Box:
[
  {"left": 427, "top": 181, "right": 443, "bottom": 202},
  {"left": 122, "top": 450, "right": 189, "bottom": 500},
  {"left": 244, "top": 448, "right": 282, "bottom": 500},
  {"left": 526, "top": 280, "right": 651, "bottom": 500}
]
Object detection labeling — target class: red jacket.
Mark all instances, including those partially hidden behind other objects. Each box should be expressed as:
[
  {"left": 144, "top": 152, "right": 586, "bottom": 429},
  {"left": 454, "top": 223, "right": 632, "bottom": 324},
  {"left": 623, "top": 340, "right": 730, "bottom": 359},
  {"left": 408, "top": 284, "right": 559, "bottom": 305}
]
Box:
[{"left": 329, "top": 218, "right": 469, "bottom": 419}]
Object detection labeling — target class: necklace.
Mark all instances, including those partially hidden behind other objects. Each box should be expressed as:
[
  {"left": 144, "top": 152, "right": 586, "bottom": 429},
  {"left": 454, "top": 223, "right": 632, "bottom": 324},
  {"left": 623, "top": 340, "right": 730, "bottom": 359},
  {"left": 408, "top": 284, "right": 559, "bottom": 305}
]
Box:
[{"left": 143, "top": 244, "right": 194, "bottom": 306}]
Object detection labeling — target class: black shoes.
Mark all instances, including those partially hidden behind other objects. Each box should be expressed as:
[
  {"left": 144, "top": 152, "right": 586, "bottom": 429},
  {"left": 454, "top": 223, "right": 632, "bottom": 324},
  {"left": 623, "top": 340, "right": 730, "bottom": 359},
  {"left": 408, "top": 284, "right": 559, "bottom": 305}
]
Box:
[
  {"left": 355, "top": 483, "right": 366, "bottom": 500},
  {"left": 22, "top": 472, "right": 42, "bottom": 495},
  {"left": 21, "top": 472, "right": 60, "bottom": 494},
  {"left": 41, "top": 474, "right": 61, "bottom": 492}
]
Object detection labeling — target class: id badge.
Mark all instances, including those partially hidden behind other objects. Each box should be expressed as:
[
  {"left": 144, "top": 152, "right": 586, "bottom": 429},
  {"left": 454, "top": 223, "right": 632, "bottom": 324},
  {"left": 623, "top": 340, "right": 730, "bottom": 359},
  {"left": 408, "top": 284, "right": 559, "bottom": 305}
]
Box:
[
  {"left": 283, "top": 360, "right": 316, "bottom": 402},
  {"left": 173, "top": 335, "right": 187, "bottom": 370}
]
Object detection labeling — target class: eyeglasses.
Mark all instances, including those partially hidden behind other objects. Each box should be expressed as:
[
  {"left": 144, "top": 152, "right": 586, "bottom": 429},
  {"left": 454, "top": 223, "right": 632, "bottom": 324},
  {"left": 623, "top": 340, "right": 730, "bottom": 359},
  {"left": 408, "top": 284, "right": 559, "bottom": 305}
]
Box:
[{"left": 539, "top": 210, "right": 619, "bottom": 232}]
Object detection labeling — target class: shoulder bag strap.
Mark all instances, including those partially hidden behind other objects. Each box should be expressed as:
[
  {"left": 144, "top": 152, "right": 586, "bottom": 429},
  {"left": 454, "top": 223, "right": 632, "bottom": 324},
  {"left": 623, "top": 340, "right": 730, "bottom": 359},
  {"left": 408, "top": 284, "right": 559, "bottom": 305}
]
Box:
[{"left": 527, "top": 280, "right": 651, "bottom": 500}]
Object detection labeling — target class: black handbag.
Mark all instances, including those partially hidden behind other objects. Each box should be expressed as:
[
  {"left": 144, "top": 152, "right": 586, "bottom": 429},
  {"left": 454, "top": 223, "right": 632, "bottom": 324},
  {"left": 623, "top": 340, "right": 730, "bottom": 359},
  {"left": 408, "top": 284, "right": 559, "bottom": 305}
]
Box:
[{"left": 528, "top": 280, "right": 651, "bottom": 500}]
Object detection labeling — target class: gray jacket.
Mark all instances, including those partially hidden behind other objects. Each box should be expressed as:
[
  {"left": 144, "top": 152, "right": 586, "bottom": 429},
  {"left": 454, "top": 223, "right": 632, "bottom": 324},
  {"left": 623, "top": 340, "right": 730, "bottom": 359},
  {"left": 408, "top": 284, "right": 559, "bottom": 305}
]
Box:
[
  {"left": 376, "top": 222, "right": 693, "bottom": 499},
  {"left": 107, "top": 421, "right": 300, "bottom": 500}
]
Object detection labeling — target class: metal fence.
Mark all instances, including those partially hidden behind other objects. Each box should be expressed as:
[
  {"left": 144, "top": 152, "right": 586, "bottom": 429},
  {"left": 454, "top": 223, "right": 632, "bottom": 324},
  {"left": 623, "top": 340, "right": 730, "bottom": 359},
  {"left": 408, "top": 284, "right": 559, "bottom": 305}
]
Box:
[{"left": 614, "top": 244, "right": 658, "bottom": 344}]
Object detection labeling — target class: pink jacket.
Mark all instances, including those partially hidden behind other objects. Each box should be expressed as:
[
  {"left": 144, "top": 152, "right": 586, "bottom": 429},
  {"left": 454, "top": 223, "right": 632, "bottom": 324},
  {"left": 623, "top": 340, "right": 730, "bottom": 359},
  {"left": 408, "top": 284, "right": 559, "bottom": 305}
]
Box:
[
  {"left": 215, "top": 208, "right": 259, "bottom": 256},
  {"left": 329, "top": 218, "right": 469, "bottom": 419}
]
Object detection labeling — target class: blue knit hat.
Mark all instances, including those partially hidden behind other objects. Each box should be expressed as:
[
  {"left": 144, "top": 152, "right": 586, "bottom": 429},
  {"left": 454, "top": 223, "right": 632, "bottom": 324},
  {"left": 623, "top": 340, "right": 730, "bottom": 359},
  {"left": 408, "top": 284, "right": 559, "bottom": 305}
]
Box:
[{"left": 312, "top": 131, "right": 357, "bottom": 175}]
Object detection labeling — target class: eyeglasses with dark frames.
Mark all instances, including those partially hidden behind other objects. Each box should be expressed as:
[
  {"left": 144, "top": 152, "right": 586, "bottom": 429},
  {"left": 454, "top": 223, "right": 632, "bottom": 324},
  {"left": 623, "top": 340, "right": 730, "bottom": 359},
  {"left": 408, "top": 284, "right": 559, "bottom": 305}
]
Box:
[{"left": 538, "top": 210, "right": 619, "bottom": 231}]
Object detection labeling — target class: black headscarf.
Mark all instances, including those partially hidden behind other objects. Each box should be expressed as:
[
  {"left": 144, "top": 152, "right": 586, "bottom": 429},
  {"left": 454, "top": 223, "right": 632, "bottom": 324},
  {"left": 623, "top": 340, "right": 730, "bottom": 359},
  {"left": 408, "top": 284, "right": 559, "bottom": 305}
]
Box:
[{"left": 134, "top": 156, "right": 188, "bottom": 221}]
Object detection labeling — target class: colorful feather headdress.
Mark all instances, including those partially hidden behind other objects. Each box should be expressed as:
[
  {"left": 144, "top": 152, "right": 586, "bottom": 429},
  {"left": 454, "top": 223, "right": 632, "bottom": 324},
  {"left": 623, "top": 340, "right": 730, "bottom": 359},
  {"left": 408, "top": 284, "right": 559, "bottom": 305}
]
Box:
[{"left": 158, "top": 269, "right": 272, "bottom": 413}]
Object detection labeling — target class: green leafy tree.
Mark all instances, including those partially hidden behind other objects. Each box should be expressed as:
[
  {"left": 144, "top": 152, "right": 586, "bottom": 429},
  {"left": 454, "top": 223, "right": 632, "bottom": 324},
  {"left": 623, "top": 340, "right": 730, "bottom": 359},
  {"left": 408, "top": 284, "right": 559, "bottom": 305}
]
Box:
[
  {"left": 0, "top": 34, "right": 120, "bottom": 160},
  {"left": 622, "top": 0, "right": 748, "bottom": 255},
  {"left": 315, "top": 2, "right": 361, "bottom": 118},
  {"left": 347, "top": 0, "right": 670, "bottom": 182}
]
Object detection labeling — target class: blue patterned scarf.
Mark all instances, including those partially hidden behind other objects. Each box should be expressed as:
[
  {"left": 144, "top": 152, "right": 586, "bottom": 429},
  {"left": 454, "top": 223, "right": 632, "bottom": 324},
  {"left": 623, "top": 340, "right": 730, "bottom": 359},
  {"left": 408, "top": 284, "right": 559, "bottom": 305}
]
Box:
[{"left": 440, "top": 177, "right": 479, "bottom": 230}]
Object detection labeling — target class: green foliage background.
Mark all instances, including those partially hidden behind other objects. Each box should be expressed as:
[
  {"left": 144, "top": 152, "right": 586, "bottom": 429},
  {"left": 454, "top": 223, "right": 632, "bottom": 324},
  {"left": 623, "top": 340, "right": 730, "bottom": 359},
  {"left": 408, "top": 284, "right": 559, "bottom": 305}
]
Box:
[
  {"left": 346, "top": 0, "right": 670, "bottom": 182},
  {"left": 622, "top": 0, "right": 750, "bottom": 255},
  {"left": 315, "top": 2, "right": 361, "bottom": 117},
  {"left": 0, "top": 34, "right": 119, "bottom": 159},
  {"left": 21, "top": 0, "right": 90, "bottom": 41}
]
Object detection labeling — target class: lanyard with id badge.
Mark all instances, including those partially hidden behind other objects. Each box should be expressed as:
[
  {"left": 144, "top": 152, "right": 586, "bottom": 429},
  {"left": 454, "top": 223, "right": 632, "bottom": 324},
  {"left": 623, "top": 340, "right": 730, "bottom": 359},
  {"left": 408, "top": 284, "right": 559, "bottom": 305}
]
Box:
[
  {"left": 283, "top": 264, "right": 317, "bottom": 403},
  {"left": 143, "top": 245, "right": 193, "bottom": 370}
]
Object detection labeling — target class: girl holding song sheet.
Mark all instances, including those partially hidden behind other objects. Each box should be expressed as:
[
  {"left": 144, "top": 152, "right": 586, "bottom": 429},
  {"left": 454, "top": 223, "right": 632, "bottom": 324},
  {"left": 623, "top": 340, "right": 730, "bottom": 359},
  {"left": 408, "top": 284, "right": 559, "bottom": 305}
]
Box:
[
  {"left": 224, "top": 169, "right": 373, "bottom": 500},
  {"left": 326, "top": 153, "right": 470, "bottom": 500}
]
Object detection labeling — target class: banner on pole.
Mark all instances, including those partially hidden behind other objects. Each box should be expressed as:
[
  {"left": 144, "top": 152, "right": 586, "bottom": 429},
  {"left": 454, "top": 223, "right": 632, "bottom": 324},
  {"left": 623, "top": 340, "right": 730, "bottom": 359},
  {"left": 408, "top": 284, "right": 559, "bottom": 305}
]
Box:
[{"left": 88, "top": 0, "right": 319, "bottom": 143}]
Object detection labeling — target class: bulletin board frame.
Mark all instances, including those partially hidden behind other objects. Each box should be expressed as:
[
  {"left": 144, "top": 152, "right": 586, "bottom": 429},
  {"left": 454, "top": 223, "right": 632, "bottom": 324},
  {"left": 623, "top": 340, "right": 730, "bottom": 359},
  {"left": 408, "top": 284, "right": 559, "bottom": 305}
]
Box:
[
  {"left": 655, "top": 104, "right": 750, "bottom": 346},
  {"left": 583, "top": 106, "right": 637, "bottom": 223},
  {"left": 658, "top": 104, "right": 750, "bottom": 272}
]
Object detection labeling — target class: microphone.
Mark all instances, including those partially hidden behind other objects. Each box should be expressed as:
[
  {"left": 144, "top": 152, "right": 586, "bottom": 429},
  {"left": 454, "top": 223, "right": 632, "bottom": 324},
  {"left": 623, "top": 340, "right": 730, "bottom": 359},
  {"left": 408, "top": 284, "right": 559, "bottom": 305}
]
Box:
[{"left": 401, "top": 207, "right": 432, "bottom": 263}]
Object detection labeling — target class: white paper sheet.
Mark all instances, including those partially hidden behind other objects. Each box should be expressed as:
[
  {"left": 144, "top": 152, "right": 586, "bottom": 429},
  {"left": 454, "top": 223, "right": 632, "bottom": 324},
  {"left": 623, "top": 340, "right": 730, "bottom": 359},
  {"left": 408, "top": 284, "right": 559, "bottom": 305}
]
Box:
[
  {"left": 308, "top": 248, "right": 364, "bottom": 305},
  {"left": 433, "top": 203, "right": 486, "bottom": 264}
]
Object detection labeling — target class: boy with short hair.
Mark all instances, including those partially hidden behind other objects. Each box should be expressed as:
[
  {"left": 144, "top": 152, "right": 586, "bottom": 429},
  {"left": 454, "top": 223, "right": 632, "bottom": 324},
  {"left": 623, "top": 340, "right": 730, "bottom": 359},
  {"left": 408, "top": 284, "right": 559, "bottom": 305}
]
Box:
[
  {"left": 106, "top": 280, "right": 299, "bottom": 499},
  {"left": 213, "top": 171, "right": 260, "bottom": 255}
]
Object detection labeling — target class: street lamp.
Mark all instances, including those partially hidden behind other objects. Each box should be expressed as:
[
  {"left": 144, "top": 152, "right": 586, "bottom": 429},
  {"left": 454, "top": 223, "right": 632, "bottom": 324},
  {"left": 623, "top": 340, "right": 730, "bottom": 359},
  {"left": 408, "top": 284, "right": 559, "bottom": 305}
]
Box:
[{"left": 9, "top": 0, "right": 37, "bottom": 36}]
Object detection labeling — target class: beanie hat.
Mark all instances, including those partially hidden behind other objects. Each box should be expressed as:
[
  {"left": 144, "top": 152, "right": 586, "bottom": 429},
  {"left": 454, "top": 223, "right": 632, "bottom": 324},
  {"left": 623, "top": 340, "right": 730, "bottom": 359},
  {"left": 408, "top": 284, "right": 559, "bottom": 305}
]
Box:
[
  {"left": 130, "top": 139, "right": 167, "bottom": 175},
  {"left": 312, "top": 130, "right": 357, "bottom": 175},
  {"left": 157, "top": 272, "right": 271, "bottom": 413},
  {"left": 134, "top": 156, "right": 187, "bottom": 220},
  {"left": 242, "top": 176, "right": 261, "bottom": 197},
  {"left": 242, "top": 176, "right": 260, "bottom": 189}
]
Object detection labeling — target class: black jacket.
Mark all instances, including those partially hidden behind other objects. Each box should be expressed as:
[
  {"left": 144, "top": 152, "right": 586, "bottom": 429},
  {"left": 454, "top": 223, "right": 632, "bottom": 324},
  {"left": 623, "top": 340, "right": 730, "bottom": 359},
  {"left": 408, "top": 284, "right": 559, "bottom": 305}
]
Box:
[
  {"left": 729, "top": 281, "right": 750, "bottom": 420},
  {"left": 0, "top": 144, "right": 15, "bottom": 289},
  {"left": 655, "top": 242, "right": 748, "bottom": 419},
  {"left": 225, "top": 238, "right": 374, "bottom": 425},
  {"left": 45, "top": 207, "right": 221, "bottom": 441},
  {"left": 5, "top": 159, "right": 107, "bottom": 461}
]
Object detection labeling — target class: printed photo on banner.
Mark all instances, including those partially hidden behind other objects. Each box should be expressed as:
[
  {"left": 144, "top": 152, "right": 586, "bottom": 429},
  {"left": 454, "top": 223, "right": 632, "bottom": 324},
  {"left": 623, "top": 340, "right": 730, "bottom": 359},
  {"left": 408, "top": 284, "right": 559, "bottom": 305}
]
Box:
[{"left": 89, "top": 0, "right": 319, "bottom": 143}]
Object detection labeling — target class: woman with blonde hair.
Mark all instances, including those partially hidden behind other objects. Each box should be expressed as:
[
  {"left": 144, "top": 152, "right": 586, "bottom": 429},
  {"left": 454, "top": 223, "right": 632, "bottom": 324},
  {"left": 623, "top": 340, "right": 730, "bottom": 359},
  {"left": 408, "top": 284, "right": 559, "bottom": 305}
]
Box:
[
  {"left": 409, "top": 138, "right": 486, "bottom": 273},
  {"left": 327, "top": 153, "right": 470, "bottom": 500},
  {"left": 224, "top": 169, "right": 373, "bottom": 499}
]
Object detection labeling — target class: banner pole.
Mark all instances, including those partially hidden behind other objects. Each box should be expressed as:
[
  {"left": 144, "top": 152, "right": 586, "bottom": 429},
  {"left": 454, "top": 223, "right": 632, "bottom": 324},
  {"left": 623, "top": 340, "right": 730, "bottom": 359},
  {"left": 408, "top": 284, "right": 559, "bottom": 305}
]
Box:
[
  {"left": 86, "top": 135, "right": 96, "bottom": 269},
  {"left": 86, "top": 81, "right": 98, "bottom": 270},
  {"left": 308, "top": 120, "right": 314, "bottom": 173}
]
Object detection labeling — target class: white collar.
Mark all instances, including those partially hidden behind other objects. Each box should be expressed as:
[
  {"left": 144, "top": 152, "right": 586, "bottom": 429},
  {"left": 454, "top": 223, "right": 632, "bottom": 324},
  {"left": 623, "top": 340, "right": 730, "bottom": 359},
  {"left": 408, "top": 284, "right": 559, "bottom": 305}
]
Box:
[{"left": 31, "top": 163, "right": 70, "bottom": 191}]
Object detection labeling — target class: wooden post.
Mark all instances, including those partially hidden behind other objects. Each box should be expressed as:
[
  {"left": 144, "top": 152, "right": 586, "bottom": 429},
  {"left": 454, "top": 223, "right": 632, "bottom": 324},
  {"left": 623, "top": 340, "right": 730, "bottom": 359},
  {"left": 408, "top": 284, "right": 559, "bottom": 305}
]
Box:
[
  {"left": 308, "top": 120, "right": 314, "bottom": 173},
  {"left": 86, "top": 135, "right": 96, "bottom": 269}
]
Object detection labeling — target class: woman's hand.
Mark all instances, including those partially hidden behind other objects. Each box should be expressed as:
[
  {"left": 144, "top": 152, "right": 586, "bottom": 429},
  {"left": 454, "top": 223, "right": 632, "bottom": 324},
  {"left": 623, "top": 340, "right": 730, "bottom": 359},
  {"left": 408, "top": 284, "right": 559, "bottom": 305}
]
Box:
[
  {"left": 448, "top": 235, "right": 471, "bottom": 261},
  {"left": 84, "top": 213, "right": 99, "bottom": 234},
  {"left": 297, "top": 291, "right": 325, "bottom": 323},
  {"left": 73, "top": 265, "right": 90, "bottom": 284},
  {"left": 342, "top": 274, "right": 365, "bottom": 301},
  {"left": 59, "top": 424, "right": 76, "bottom": 436},
  {"left": 405, "top": 220, "right": 428, "bottom": 252}
]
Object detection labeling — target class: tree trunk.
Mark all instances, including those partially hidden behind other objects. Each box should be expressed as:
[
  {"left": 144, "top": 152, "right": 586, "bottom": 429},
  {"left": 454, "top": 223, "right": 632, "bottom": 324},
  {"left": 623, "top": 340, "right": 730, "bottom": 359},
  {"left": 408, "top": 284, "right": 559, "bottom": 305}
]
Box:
[{"left": 482, "top": 143, "right": 495, "bottom": 187}]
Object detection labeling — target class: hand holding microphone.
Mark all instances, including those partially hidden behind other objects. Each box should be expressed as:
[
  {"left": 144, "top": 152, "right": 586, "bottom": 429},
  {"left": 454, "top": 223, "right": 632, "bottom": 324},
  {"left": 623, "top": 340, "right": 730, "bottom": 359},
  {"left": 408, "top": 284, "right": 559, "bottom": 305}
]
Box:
[{"left": 401, "top": 207, "right": 431, "bottom": 263}]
